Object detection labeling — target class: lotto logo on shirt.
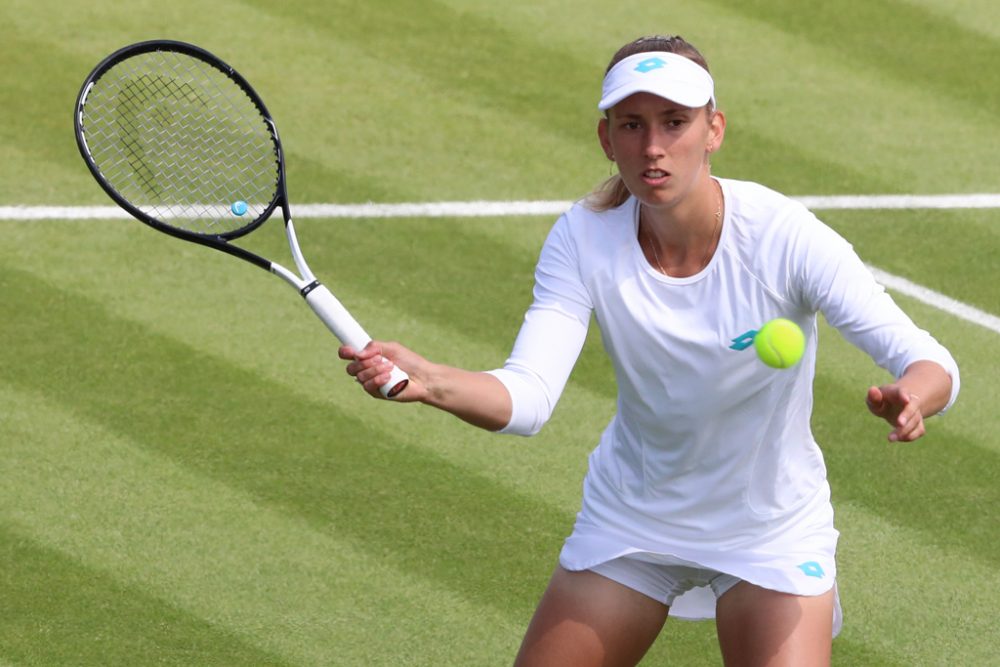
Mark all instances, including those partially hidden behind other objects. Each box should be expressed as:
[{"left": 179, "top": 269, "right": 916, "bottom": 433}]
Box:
[{"left": 729, "top": 330, "right": 758, "bottom": 351}]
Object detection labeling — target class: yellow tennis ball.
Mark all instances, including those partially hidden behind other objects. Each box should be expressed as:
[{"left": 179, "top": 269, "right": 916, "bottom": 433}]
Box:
[{"left": 754, "top": 318, "right": 805, "bottom": 369}]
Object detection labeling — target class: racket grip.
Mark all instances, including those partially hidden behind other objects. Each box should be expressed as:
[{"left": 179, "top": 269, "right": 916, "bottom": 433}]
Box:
[{"left": 302, "top": 283, "right": 410, "bottom": 398}]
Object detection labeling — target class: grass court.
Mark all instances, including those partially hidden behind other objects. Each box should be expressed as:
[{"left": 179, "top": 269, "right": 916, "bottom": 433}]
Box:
[{"left": 1, "top": 0, "right": 998, "bottom": 664}]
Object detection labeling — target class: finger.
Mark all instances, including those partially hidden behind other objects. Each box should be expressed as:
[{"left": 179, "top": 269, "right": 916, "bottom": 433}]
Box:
[
  {"left": 344, "top": 351, "right": 382, "bottom": 380},
  {"left": 906, "top": 419, "right": 927, "bottom": 442},
  {"left": 897, "top": 397, "right": 917, "bottom": 423},
  {"left": 360, "top": 369, "right": 398, "bottom": 398},
  {"left": 866, "top": 386, "right": 886, "bottom": 414},
  {"left": 355, "top": 356, "right": 397, "bottom": 387},
  {"left": 353, "top": 341, "right": 384, "bottom": 361},
  {"left": 895, "top": 393, "right": 923, "bottom": 428},
  {"left": 338, "top": 345, "right": 359, "bottom": 360},
  {"left": 354, "top": 358, "right": 388, "bottom": 383},
  {"left": 890, "top": 416, "right": 925, "bottom": 442},
  {"left": 890, "top": 397, "right": 923, "bottom": 440},
  {"left": 897, "top": 401, "right": 926, "bottom": 440}
]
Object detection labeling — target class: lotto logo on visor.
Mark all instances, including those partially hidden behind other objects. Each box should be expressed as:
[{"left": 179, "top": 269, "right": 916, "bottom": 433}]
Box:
[
  {"left": 599, "top": 51, "right": 715, "bottom": 111},
  {"left": 634, "top": 57, "right": 667, "bottom": 73}
]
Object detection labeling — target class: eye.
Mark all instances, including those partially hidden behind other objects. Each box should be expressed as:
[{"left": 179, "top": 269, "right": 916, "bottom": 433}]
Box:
[{"left": 620, "top": 120, "right": 642, "bottom": 130}]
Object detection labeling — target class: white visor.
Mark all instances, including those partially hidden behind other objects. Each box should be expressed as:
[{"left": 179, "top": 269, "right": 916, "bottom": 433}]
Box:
[{"left": 598, "top": 51, "right": 715, "bottom": 111}]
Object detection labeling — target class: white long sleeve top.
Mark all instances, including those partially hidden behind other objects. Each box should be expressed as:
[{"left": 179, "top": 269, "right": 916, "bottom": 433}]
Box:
[{"left": 487, "top": 178, "right": 959, "bottom": 618}]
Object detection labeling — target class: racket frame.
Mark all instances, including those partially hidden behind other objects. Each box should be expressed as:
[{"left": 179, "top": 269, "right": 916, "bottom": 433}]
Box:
[{"left": 74, "top": 39, "right": 409, "bottom": 397}]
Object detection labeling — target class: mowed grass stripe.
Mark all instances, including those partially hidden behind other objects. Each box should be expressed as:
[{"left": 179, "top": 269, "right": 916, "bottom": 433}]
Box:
[
  {"left": 0, "top": 383, "right": 527, "bottom": 666},
  {"left": 824, "top": 208, "right": 1000, "bottom": 317},
  {"left": 834, "top": 501, "right": 1000, "bottom": 665},
  {"left": 1, "top": 0, "right": 601, "bottom": 205},
  {"left": 442, "top": 0, "right": 996, "bottom": 192},
  {"left": 0, "top": 30, "right": 97, "bottom": 204},
  {"left": 0, "top": 218, "right": 611, "bottom": 511},
  {"left": 0, "top": 264, "right": 572, "bottom": 613},
  {"left": 260, "top": 39, "right": 596, "bottom": 204},
  {"left": 702, "top": 10, "right": 998, "bottom": 196},
  {"left": 0, "top": 525, "right": 294, "bottom": 667},
  {"left": 237, "top": 0, "right": 596, "bottom": 144},
  {"left": 442, "top": 0, "right": 1000, "bottom": 196},
  {"left": 902, "top": 0, "right": 1000, "bottom": 40},
  {"left": 709, "top": 0, "right": 1000, "bottom": 114},
  {"left": 813, "top": 310, "right": 998, "bottom": 565},
  {"left": 10, "top": 0, "right": 999, "bottom": 207}
]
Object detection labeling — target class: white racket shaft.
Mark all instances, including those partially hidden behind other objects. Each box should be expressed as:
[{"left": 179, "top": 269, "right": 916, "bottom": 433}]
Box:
[{"left": 304, "top": 284, "right": 410, "bottom": 398}]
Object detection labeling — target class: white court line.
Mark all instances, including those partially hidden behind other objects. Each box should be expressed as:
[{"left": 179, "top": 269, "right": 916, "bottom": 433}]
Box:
[
  {"left": 868, "top": 267, "right": 1000, "bottom": 335},
  {"left": 796, "top": 193, "right": 1000, "bottom": 210},
  {"left": 1, "top": 196, "right": 997, "bottom": 333},
  {"left": 2, "top": 193, "right": 1000, "bottom": 221}
]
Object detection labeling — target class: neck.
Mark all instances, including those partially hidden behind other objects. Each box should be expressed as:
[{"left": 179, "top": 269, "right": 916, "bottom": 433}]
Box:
[
  {"left": 644, "top": 175, "right": 720, "bottom": 236},
  {"left": 639, "top": 177, "right": 723, "bottom": 277}
]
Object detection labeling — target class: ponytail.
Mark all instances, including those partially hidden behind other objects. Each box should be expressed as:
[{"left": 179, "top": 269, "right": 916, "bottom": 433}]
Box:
[{"left": 585, "top": 173, "right": 632, "bottom": 212}]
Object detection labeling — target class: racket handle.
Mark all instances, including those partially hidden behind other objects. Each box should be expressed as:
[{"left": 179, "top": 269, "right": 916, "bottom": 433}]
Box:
[{"left": 302, "top": 283, "right": 410, "bottom": 398}]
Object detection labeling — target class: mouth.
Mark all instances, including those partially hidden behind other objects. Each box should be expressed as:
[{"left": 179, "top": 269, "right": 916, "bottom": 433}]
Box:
[{"left": 641, "top": 168, "right": 671, "bottom": 185}]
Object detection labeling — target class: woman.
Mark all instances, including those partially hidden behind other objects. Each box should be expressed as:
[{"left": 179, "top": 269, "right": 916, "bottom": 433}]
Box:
[{"left": 341, "top": 36, "right": 959, "bottom": 667}]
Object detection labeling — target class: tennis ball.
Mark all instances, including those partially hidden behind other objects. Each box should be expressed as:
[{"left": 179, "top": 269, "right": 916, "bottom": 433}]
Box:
[
  {"left": 754, "top": 318, "right": 805, "bottom": 369},
  {"left": 231, "top": 200, "right": 248, "bottom": 216}
]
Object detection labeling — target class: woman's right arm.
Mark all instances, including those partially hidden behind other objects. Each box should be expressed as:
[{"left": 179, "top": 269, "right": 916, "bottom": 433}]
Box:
[
  {"left": 340, "top": 212, "right": 594, "bottom": 436},
  {"left": 339, "top": 340, "right": 513, "bottom": 432},
  {"left": 339, "top": 296, "right": 591, "bottom": 435}
]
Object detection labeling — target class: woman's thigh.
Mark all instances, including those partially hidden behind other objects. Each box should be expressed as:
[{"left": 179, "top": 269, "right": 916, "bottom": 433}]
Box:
[
  {"left": 715, "top": 581, "right": 834, "bottom": 667},
  {"left": 514, "top": 565, "right": 669, "bottom": 667}
]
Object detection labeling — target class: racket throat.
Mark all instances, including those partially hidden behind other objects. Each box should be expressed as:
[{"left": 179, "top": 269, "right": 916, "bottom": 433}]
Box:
[
  {"left": 284, "top": 218, "right": 315, "bottom": 282},
  {"left": 299, "top": 279, "right": 323, "bottom": 298}
]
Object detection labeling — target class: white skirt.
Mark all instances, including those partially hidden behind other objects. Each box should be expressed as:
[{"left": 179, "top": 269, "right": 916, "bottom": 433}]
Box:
[{"left": 559, "top": 474, "right": 843, "bottom": 637}]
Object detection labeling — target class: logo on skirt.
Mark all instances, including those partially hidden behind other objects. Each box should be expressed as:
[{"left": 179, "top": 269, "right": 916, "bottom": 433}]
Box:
[{"left": 797, "top": 561, "right": 825, "bottom": 578}]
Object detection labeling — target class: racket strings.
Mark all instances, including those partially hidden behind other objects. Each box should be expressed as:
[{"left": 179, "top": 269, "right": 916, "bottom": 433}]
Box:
[{"left": 81, "top": 50, "right": 280, "bottom": 236}]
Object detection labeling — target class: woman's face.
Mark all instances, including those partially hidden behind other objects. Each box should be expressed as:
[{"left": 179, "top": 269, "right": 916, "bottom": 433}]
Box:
[{"left": 598, "top": 92, "right": 724, "bottom": 210}]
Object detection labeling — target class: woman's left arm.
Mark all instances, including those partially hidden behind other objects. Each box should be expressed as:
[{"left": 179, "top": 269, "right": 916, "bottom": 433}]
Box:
[
  {"left": 866, "top": 359, "right": 954, "bottom": 442},
  {"left": 787, "top": 206, "right": 960, "bottom": 442}
]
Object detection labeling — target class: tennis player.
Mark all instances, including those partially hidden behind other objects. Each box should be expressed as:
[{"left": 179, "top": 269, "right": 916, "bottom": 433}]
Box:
[{"left": 341, "top": 35, "right": 960, "bottom": 667}]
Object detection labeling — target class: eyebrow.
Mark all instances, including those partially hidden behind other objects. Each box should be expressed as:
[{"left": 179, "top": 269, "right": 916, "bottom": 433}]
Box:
[{"left": 616, "top": 107, "right": 694, "bottom": 119}]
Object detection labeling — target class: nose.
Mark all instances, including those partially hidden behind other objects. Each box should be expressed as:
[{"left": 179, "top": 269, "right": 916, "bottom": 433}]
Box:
[{"left": 642, "top": 127, "right": 667, "bottom": 159}]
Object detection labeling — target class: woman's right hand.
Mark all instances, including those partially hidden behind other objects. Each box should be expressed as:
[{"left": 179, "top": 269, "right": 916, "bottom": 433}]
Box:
[
  {"left": 339, "top": 341, "right": 513, "bottom": 431},
  {"left": 338, "top": 340, "right": 428, "bottom": 403}
]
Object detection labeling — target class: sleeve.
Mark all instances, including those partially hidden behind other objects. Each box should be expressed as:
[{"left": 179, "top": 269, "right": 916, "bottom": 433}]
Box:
[
  {"left": 789, "top": 207, "right": 960, "bottom": 413},
  {"left": 485, "top": 214, "right": 593, "bottom": 436}
]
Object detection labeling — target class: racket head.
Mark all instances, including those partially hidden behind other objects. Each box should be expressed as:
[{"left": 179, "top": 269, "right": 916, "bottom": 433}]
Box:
[{"left": 74, "top": 40, "right": 287, "bottom": 241}]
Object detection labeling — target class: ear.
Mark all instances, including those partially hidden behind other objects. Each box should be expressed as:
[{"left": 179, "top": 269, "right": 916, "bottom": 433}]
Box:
[
  {"left": 597, "top": 117, "right": 614, "bottom": 160},
  {"left": 705, "top": 108, "right": 727, "bottom": 154}
]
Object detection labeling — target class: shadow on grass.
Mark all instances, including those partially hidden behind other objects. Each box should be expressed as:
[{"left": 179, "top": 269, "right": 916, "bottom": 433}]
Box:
[
  {"left": 814, "top": 372, "right": 998, "bottom": 567},
  {"left": 0, "top": 525, "right": 293, "bottom": 667},
  {"left": 0, "top": 265, "right": 568, "bottom": 619}
]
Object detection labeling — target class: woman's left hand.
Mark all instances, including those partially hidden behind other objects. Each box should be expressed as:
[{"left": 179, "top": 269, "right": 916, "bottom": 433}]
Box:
[{"left": 866, "top": 384, "right": 925, "bottom": 442}]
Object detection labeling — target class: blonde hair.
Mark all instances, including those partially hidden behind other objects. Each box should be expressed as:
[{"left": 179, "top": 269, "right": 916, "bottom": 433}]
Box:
[{"left": 587, "top": 36, "right": 714, "bottom": 212}]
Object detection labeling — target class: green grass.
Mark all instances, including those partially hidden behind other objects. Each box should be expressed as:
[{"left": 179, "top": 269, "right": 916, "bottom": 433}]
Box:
[{"left": 1, "top": 0, "right": 998, "bottom": 665}]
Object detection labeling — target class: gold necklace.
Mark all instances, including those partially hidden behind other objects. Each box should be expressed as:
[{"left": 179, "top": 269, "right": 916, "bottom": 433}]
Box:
[
  {"left": 644, "top": 224, "right": 668, "bottom": 274},
  {"left": 643, "top": 183, "right": 723, "bottom": 275}
]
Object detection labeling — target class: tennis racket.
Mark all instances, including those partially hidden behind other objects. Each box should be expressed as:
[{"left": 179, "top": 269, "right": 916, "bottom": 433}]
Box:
[{"left": 73, "top": 39, "right": 409, "bottom": 398}]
